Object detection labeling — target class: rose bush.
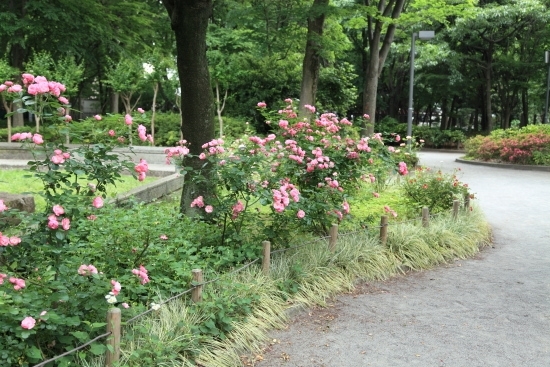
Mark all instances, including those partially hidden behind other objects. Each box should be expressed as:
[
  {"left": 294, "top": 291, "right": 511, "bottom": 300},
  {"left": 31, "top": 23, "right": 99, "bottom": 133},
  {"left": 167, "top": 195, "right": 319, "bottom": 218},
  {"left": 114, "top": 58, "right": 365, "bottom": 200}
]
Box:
[
  {"left": 0, "top": 73, "right": 155, "bottom": 366},
  {"left": 171, "top": 99, "right": 410, "bottom": 246}
]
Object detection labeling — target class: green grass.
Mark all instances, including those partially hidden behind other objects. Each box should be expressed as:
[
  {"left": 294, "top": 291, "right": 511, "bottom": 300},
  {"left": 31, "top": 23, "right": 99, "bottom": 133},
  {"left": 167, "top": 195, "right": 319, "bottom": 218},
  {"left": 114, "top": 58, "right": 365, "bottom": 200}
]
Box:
[
  {"left": 79, "top": 207, "right": 490, "bottom": 367},
  {"left": 0, "top": 169, "right": 157, "bottom": 211}
]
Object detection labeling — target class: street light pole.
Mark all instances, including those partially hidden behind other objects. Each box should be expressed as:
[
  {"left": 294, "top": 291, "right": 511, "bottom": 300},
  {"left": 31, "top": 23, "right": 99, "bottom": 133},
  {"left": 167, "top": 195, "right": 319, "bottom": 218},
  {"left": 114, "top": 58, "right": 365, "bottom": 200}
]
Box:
[
  {"left": 407, "top": 30, "right": 435, "bottom": 148},
  {"left": 545, "top": 51, "right": 550, "bottom": 124}
]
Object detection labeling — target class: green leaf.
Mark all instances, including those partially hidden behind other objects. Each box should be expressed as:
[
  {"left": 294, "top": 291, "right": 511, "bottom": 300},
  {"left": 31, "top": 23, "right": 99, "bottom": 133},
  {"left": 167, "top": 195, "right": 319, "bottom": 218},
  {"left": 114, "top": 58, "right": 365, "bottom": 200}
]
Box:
[
  {"left": 89, "top": 343, "right": 107, "bottom": 355},
  {"left": 71, "top": 331, "right": 89, "bottom": 342},
  {"left": 25, "top": 346, "right": 42, "bottom": 359}
]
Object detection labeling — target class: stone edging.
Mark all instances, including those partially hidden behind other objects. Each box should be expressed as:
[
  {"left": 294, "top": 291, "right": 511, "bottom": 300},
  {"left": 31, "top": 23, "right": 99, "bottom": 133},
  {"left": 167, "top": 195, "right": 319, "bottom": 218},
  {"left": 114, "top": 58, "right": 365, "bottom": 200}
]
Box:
[
  {"left": 109, "top": 173, "right": 185, "bottom": 207},
  {"left": 455, "top": 158, "right": 550, "bottom": 172}
]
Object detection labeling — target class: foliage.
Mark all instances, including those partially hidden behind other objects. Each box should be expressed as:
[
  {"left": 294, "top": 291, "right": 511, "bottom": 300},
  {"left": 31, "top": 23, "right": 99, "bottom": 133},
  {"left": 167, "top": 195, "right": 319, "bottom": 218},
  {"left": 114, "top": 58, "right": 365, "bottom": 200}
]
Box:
[
  {"left": 401, "top": 166, "right": 471, "bottom": 215},
  {"left": 0, "top": 73, "right": 154, "bottom": 366},
  {"left": 464, "top": 125, "right": 550, "bottom": 165},
  {"left": 174, "top": 100, "right": 408, "bottom": 243}
]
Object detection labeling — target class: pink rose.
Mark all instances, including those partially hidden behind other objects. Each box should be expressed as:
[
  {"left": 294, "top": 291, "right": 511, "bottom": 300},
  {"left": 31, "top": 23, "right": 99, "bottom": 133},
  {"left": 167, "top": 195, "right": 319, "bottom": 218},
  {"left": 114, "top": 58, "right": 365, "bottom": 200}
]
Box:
[
  {"left": 94, "top": 114, "right": 102, "bottom": 121},
  {"left": 58, "top": 96, "right": 69, "bottom": 105},
  {"left": 122, "top": 303, "right": 130, "bottom": 309},
  {"left": 205, "top": 205, "right": 213, "bottom": 213},
  {"left": 297, "top": 210, "right": 305, "bottom": 219},
  {"left": 137, "top": 108, "right": 145, "bottom": 114},
  {"left": 52, "top": 205, "right": 65, "bottom": 216},
  {"left": 92, "top": 196, "right": 104, "bottom": 209},
  {"left": 257, "top": 102, "right": 267, "bottom": 108},
  {"left": 125, "top": 114, "right": 133, "bottom": 125},
  {"left": 61, "top": 217, "right": 71, "bottom": 231},
  {"left": 108, "top": 130, "right": 115, "bottom": 137},
  {"left": 32, "top": 134, "right": 44, "bottom": 145},
  {"left": 21, "top": 317, "right": 36, "bottom": 330},
  {"left": 7, "top": 84, "right": 22, "bottom": 93},
  {"left": 22, "top": 73, "right": 34, "bottom": 85},
  {"left": 64, "top": 115, "right": 72, "bottom": 122},
  {"left": 0, "top": 200, "right": 8, "bottom": 212},
  {"left": 111, "top": 280, "right": 121, "bottom": 295},
  {"left": 48, "top": 219, "right": 59, "bottom": 230}
]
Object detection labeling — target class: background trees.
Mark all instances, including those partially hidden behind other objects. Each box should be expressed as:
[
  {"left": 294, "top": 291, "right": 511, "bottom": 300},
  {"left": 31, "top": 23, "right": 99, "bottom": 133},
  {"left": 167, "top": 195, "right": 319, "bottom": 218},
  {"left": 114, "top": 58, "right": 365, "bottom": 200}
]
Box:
[{"left": 1, "top": 0, "right": 550, "bottom": 138}]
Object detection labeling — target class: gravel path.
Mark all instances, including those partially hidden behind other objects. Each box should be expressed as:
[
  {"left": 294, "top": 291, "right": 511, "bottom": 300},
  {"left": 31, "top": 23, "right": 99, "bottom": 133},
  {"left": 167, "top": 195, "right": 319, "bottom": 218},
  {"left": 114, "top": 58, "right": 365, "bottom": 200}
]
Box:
[{"left": 257, "top": 152, "right": 550, "bottom": 367}]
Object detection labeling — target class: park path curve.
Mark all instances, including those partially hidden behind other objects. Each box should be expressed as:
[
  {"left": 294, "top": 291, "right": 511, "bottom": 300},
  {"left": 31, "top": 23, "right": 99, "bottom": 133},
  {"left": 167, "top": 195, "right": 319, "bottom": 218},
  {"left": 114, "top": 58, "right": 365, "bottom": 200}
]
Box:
[{"left": 257, "top": 151, "right": 550, "bottom": 367}]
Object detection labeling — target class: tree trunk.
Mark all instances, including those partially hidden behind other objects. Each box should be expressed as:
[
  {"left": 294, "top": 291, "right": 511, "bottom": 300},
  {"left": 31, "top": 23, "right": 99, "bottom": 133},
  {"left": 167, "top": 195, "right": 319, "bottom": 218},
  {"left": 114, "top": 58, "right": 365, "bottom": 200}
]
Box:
[
  {"left": 151, "top": 82, "right": 159, "bottom": 145},
  {"left": 299, "top": 0, "right": 328, "bottom": 114},
  {"left": 483, "top": 50, "right": 493, "bottom": 133},
  {"left": 215, "top": 81, "right": 227, "bottom": 138},
  {"left": 163, "top": 0, "right": 215, "bottom": 215},
  {"left": 111, "top": 92, "right": 119, "bottom": 114},
  {"left": 520, "top": 88, "right": 528, "bottom": 127},
  {"left": 361, "top": 0, "right": 405, "bottom": 136}
]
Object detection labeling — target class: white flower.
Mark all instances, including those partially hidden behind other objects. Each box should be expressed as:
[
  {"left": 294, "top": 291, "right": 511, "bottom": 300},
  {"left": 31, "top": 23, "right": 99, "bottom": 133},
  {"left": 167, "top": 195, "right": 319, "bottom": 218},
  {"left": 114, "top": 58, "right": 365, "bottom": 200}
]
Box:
[
  {"left": 150, "top": 302, "right": 161, "bottom": 311},
  {"left": 105, "top": 292, "right": 117, "bottom": 304}
]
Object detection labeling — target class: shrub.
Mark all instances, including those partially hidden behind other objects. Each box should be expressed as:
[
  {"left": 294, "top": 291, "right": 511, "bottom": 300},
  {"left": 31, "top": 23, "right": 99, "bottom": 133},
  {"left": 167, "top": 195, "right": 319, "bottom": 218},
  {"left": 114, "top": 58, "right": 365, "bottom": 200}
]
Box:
[
  {"left": 401, "top": 167, "right": 471, "bottom": 215},
  {"left": 464, "top": 125, "right": 550, "bottom": 165}
]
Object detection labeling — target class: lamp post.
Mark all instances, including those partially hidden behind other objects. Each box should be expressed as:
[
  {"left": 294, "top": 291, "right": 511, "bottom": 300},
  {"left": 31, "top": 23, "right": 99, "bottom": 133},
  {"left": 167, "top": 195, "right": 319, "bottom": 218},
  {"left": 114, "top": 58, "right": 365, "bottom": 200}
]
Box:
[
  {"left": 407, "top": 30, "right": 435, "bottom": 147},
  {"left": 545, "top": 51, "right": 550, "bottom": 123}
]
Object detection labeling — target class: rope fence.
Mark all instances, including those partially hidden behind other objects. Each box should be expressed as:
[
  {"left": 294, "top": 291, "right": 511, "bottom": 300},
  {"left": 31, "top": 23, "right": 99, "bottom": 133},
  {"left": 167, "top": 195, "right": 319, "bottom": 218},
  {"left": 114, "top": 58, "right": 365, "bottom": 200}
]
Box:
[{"left": 32, "top": 195, "right": 471, "bottom": 367}]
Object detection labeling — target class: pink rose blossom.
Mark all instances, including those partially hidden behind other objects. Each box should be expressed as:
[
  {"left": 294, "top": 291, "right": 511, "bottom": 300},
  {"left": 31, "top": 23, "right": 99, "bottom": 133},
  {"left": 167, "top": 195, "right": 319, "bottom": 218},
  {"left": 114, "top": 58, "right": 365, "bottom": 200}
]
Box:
[
  {"left": 78, "top": 264, "right": 98, "bottom": 275},
  {"left": 131, "top": 265, "right": 149, "bottom": 284},
  {"left": 160, "top": 234, "right": 168, "bottom": 240},
  {"left": 61, "top": 217, "right": 71, "bottom": 231},
  {"left": 0, "top": 200, "right": 7, "bottom": 212},
  {"left": 111, "top": 280, "right": 121, "bottom": 295},
  {"left": 58, "top": 96, "right": 69, "bottom": 105},
  {"left": 52, "top": 205, "right": 65, "bottom": 216},
  {"left": 21, "top": 317, "right": 36, "bottom": 330},
  {"left": 108, "top": 130, "right": 115, "bottom": 137},
  {"left": 64, "top": 115, "right": 72, "bottom": 122},
  {"left": 4, "top": 81, "right": 13, "bottom": 86},
  {"left": 125, "top": 114, "right": 133, "bottom": 125},
  {"left": 9, "top": 236, "right": 21, "bottom": 246},
  {"left": 32, "top": 134, "right": 44, "bottom": 144},
  {"left": 92, "top": 196, "right": 104, "bottom": 209},
  {"left": 8, "top": 84, "right": 22, "bottom": 93},
  {"left": 257, "top": 101, "right": 267, "bottom": 108},
  {"left": 122, "top": 303, "right": 130, "bottom": 309},
  {"left": 231, "top": 200, "right": 245, "bottom": 219},
  {"left": 205, "top": 205, "right": 213, "bottom": 213},
  {"left": 137, "top": 108, "right": 145, "bottom": 114},
  {"left": 190, "top": 196, "right": 205, "bottom": 208},
  {"left": 94, "top": 114, "right": 102, "bottom": 121},
  {"left": 9, "top": 277, "right": 26, "bottom": 290},
  {"left": 22, "top": 74, "right": 34, "bottom": 85},
  {"left": 398, "top": 162, "right": 408, "bottom": 175},
  {"left": 48, "top": 219, "right": 59, "bottom": 230},
  {"left": 297, "top": 210, "right": 305, "bottom": 219}
]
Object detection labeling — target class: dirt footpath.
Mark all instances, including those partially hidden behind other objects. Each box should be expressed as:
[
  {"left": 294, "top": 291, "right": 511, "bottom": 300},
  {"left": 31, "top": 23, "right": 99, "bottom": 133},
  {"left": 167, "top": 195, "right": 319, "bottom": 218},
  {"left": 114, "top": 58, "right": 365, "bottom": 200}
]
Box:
[{"left": 257, "top": 152, "right": 550, "bottom": 367}]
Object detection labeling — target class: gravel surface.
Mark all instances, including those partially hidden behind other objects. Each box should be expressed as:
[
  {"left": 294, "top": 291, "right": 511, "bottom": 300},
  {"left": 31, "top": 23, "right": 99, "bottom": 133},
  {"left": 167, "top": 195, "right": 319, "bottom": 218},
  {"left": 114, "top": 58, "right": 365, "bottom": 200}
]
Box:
[{"left": 256, "top": 152, "right": 550, "bottom": 367}]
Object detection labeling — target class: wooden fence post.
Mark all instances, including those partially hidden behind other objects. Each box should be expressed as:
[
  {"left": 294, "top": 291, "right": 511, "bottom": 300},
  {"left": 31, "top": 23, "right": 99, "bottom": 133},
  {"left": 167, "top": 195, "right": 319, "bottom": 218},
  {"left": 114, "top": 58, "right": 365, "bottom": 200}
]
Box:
[
  {"left": 422, "top": 207, "right": 430, "bottom": 228},
  {"left": 452, "top": 200, "right": 460, "bottom": 219},
  {"left": 191, "top": 269, "right": 203, "bottom": 303},
  {"left": 329, "top": 224, "right": 338, "bottom": 252},
  {"left": 379, "top": 215, "right": 388, "bottom": 246},
  {"left": 262, "top": 241, "right": 271, "bottom": 275},
  {"left": 105, "top": 308, "right": 121, "bottom": 367},
  {"left": 464, "top": 193, "right": 470, "bottom": 212}
]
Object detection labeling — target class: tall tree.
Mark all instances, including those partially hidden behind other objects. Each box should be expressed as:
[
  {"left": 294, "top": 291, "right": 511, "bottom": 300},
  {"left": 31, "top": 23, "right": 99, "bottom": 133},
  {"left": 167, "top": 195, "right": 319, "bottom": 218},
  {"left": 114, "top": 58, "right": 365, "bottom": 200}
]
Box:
[
  {"left": 299, "top": 0, "right": 330, "bottom": 113},
  {"left": 162, "top": 0, "right": 215, "bottom": 213}
]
